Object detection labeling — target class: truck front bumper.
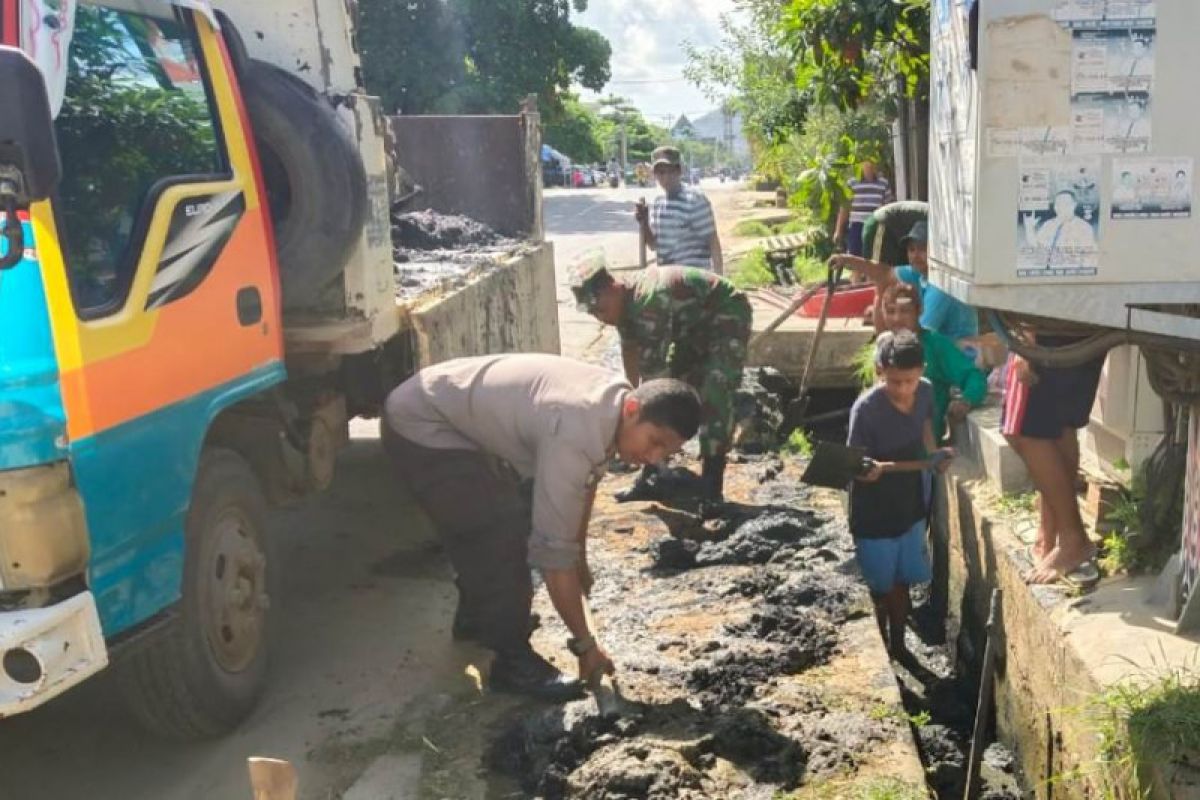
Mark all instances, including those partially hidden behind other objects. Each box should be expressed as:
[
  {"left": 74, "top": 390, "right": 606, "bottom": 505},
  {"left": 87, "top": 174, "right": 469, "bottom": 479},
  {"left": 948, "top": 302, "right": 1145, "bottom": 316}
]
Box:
[{"left": 0, "top": 592, "right": 108, "bottom": 719}]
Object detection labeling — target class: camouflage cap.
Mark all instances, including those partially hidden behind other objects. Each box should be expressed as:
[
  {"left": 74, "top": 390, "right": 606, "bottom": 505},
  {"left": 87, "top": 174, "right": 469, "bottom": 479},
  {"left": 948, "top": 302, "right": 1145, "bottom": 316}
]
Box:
[
  {"left": 568, "top": 251, "right": 614, "bottom": 311},
  {"left": 651, "top": 146, "right": 682, "bottom": 169}
]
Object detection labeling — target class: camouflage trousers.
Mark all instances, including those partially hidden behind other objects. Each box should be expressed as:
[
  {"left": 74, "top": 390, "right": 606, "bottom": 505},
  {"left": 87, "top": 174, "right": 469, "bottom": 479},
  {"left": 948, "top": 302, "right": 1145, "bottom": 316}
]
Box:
[{"left": 663, "top": 299, "right": 752, "bottom": 458}]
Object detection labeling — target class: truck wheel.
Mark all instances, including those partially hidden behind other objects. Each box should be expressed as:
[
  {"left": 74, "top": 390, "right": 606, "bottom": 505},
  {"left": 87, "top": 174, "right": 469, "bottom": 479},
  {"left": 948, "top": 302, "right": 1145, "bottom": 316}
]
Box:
[
  {"left": 241, "top": 59, "right": 368, "bottom": 310},
  {"left": 117, "top": 449, "right": 275, "bottom": 739}
]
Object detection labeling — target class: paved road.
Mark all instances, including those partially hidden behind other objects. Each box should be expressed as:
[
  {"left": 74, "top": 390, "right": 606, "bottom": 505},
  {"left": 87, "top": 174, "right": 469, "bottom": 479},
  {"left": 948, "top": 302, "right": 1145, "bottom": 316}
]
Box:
[
  {"left": 0, "top": 180, "right": 743, "bottom": 800},
  {"left": 546, "top": 179, "right": 741, "bottom": 360}
]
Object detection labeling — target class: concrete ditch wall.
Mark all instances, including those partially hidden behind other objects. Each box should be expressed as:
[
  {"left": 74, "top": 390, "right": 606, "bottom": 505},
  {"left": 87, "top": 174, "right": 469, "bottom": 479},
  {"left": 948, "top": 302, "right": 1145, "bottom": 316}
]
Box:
[
  {"left": 934, "top": 413, "right": 1200, "bottom": 799},
  {"left": 407, "top": 245, "right": 561, "bottom": 367}
]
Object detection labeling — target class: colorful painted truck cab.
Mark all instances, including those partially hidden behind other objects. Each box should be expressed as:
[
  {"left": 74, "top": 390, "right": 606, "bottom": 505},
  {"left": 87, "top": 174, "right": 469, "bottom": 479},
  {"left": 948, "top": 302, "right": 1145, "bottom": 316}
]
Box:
[{"left": 0, "top": 0, "right": 558, "bottom": 738}]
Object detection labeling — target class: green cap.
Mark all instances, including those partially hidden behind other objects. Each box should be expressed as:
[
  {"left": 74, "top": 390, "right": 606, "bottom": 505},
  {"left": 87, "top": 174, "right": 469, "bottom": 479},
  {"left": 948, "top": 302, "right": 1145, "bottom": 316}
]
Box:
[{"left": 568, "top": 251, "right": 613, "bottom": 311}]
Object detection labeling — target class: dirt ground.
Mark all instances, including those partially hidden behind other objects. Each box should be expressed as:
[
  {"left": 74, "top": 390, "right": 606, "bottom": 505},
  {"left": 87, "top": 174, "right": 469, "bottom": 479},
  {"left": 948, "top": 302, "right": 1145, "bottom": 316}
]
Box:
[{"left": 0, "top": 182, "right": 1024, "bottom": 800}]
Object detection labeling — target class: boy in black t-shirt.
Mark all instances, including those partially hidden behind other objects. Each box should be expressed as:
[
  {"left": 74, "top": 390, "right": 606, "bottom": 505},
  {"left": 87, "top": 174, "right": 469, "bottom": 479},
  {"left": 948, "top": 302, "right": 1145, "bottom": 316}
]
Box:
[{"left": 848, "top": 331, "right": 953, "bottom": 659}]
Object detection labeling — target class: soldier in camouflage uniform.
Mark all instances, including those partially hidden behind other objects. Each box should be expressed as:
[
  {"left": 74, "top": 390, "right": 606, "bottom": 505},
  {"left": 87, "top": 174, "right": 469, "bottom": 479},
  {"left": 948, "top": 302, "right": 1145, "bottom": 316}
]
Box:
[{"left": 571, "top": 261, "right": 752, "bottom": 504}]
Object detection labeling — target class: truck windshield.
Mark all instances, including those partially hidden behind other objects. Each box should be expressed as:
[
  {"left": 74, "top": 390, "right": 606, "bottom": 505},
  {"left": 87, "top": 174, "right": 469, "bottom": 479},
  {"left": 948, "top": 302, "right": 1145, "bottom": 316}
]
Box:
[{"left": 54, "top": 2, "right": 224, "bottom": 315}]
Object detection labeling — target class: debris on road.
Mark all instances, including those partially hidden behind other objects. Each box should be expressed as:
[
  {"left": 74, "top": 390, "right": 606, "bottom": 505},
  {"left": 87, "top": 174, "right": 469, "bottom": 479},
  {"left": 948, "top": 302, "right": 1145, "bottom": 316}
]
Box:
[{"left": 484, "top": 463, "right": 914, "bottom": 799}]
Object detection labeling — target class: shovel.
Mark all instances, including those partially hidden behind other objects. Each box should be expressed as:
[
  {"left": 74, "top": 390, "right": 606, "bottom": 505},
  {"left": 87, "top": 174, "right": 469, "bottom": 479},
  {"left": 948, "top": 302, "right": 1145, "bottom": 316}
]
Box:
[{"left": 637, "top": 197, "right": 648, "bottom": 269}]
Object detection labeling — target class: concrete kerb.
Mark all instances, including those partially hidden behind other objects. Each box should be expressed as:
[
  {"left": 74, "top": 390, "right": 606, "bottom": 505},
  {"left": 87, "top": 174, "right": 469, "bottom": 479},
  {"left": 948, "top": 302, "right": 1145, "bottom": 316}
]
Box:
[{"left": 935, "top": 414, "right": 1200, "bottom": 799}]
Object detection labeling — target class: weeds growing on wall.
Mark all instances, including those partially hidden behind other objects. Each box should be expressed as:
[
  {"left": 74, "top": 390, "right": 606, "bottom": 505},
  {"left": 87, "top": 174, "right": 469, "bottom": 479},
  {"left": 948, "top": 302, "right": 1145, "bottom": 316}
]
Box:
[
  {"left": 1086, "top": 662, "right": 1200, "bottom": 799},
  {"left": 853, "top": 340, "right": 877, "bottom": 390}
]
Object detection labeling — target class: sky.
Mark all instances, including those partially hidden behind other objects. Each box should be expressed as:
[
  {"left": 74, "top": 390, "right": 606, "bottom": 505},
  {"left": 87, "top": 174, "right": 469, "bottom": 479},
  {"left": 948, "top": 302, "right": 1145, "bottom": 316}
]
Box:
[{"left": 573, "top": 0, "right": 740, "bottom": 125}]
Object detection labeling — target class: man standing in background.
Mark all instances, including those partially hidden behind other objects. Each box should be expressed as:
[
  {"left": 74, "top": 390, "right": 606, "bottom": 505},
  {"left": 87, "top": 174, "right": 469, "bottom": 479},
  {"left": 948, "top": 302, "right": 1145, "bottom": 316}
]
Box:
[
  {"left": 835, "top": 160, "right": 894, "bottom": 258},
  {"left": 634, "top": 146, "right": 723, "bottom": 273}
]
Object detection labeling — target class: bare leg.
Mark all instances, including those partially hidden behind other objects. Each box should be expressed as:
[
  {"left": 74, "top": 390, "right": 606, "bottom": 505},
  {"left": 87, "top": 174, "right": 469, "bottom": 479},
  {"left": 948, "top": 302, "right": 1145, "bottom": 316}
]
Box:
[
  {"left": 884, "top": 585, "right": 912, "bottom": 660},
  {"left": 872, "top": 597, "right": 888, "bottom": 649},
  {"left": 1007, "top": 433, "right": 1095, "bottom": 583},
  {"left": 1007, "top": 434, "right": 1058, "bottom": 561}
]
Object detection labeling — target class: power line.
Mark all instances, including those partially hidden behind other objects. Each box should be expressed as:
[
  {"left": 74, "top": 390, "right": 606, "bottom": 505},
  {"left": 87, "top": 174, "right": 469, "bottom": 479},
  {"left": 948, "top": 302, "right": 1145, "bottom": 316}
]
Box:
[{"left": 605, "top": 76, "right": 691, "bottom": 84}]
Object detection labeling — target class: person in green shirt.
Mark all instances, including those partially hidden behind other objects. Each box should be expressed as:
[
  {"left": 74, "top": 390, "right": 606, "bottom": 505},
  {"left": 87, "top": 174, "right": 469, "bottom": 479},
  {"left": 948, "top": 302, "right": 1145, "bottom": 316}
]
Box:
[
  {"left": 880, "top": 281, "right": 986, "bottom": 442},
  {"left": 571, "top": 262, "right": 752, "bottom": 506}
]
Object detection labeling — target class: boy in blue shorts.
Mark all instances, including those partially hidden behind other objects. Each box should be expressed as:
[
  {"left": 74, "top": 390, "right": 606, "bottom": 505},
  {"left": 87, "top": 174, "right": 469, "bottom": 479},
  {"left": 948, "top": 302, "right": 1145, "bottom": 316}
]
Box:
[{"left": 848, "top": 331, "right": 953, "bottom": 659}]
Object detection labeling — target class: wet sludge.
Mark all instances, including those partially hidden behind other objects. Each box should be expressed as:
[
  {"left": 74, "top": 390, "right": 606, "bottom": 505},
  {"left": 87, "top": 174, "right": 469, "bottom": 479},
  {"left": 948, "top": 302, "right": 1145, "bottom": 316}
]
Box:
[{"left": 488, "top": 460, "right": 901, "bottom": 798}]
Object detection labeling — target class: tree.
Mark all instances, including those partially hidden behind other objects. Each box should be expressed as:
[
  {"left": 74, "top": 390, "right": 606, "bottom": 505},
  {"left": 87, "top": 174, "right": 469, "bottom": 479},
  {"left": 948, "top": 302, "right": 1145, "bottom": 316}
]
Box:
[
  {"left": 595, "top": 96, "right": 667, "bottom": 167},
  {"left": 685, "top": 0, "right": 929, "bottom": 227},
  {"left": 358, "top": 1, "right": 466, "bottom": 116},
  {"left": 358, "top": 0, "right": 612, "bottom": 116},
  {"left": 543, "top": 94, "right": 604, "bottom": 163}
]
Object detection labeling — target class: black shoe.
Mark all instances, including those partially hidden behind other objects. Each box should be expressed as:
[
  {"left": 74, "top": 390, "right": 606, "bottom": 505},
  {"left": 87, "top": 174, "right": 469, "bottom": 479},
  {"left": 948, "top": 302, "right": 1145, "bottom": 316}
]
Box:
[
  {"left": 453, "top": 607, "right": 541, "bottom": 642},
  {"left": 489, "top": 648, "right": 585, "bottom": 702},
  {"left": 614, "top": 466, "right": 661, "bottom": 503},
  {"left": 698, "top": 499, "right": 726, "bottom": 521}
]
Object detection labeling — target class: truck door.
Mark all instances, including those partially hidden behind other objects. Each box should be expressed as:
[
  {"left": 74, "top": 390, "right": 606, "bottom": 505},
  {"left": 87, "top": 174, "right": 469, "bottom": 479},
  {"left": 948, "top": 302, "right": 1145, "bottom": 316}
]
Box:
[{"left": 34, "top": 2, "right": 284, "bottom": 636}]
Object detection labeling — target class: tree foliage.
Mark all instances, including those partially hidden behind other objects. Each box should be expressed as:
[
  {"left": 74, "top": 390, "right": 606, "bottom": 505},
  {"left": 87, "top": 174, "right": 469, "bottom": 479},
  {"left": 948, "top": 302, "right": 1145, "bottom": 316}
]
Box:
[
  {"left": 358, "top": 0, "right": 611, "bottom": 116},
  {"left": 542, "top": 94, "right": 604, "bottom": 162},
  {"left": 55, "top": 6, "right": 219, "bottom": 294},
  {"left": 685, "top": 0, "right": 929, "bottom": 227}
]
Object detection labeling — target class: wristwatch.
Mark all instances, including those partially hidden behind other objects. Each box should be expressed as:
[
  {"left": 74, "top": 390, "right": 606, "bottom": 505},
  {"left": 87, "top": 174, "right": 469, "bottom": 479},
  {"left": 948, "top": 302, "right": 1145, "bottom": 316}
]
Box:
[{"left": 567, "top": 634, "right": 597, "bottom": 656}]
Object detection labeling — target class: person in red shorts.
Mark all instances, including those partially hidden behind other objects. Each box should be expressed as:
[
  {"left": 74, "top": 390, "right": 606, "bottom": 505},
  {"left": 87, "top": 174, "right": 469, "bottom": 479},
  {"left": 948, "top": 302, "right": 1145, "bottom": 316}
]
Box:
[{"left": 1001, "top": 341, "right": 1105, "bottom": 588}]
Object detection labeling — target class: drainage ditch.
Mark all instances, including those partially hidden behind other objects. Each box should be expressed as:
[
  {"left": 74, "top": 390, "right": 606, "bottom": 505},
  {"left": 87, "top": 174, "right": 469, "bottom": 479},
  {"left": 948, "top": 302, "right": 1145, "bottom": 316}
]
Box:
[{"left": 405, "top": 369, "right": 1030, "bottom": 798}]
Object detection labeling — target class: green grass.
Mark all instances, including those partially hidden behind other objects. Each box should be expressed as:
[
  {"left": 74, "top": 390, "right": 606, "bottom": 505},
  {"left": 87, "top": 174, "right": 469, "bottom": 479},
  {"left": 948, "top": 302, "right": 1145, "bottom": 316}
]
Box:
[
  {"left": 782, "top": 429, "right": 814, "bottom": 458},
  {"left": 729, "top": 247, "right": 776, "bottom": 289},
  {"left": 778, "top": 216, "right": 819, "bottom": 235},
  {"left": 792, "top": 253, "right": 827, "bottom": 284},
  {"left": 777, "top": 778, "right": 929, "bottom": 800},
  {"left": 995, "top": 491, "right": 1037, "bottom": 516},
  {"left": 733, "top": 219, "right": 776, "bottom": 237},
  {"left": 1089, "top": 665, "right": 1200, "bottom": 798}
]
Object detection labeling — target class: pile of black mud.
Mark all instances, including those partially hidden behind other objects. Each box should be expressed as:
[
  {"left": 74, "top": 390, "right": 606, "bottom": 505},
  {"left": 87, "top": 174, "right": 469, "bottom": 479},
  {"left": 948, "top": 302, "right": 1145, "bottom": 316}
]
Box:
[
  {"left": 391, "top": 209, "right": 522, "bottom": 299},
  {"left": 648, "top": 504, "right": 839, "bottom": 571},
  {"left": 487, "top": 474, "right": 901, "bottom": 799},
  {"left": 488, "top": 702, "right": 809, "bottom": 800}
]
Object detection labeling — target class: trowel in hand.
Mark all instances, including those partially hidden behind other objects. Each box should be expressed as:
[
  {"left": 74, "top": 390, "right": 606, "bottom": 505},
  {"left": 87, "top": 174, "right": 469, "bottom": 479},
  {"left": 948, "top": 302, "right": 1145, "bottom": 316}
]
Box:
[{"left": 581, "top": 597, "right": 628, "bottom": 720}]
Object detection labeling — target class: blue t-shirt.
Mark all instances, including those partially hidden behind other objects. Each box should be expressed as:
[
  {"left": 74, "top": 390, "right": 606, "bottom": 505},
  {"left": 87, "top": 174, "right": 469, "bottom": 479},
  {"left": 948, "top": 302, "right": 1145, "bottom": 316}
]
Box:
[
  {"left": 847, "top": 381, "right": 933, "bottom": 539},
  {"left": 895, "top": 265, "right": 979, "bottom": 342}
]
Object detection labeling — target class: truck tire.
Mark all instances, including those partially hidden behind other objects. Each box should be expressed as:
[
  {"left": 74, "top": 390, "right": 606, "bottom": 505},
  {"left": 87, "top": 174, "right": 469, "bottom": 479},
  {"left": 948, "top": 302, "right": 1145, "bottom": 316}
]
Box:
[
  {"left": 117, "top": 449, "right": 275, "bottom": 739},
  {"left": 241, "top": 59, "right": 368, "bottom": 310}
]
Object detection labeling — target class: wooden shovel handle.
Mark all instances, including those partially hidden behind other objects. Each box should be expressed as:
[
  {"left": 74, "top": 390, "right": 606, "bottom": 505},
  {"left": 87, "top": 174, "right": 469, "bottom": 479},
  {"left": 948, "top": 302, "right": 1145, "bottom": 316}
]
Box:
[{"left": 249, "top": 757, "right": 297, "bottom": 800}]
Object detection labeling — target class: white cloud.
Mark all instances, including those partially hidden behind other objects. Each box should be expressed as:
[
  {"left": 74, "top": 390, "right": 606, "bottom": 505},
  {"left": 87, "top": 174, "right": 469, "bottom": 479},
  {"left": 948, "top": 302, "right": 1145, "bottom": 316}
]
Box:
[{"left": 572, "top": 0, "right": 739, "bottom": 121}]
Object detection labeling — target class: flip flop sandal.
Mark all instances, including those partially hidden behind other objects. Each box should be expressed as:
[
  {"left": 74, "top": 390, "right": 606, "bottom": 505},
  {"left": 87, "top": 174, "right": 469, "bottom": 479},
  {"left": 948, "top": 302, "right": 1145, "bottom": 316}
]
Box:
[
  {"left": 1059, "top": 559, "right": 1100, "bottom": 590},
  {"left": 1011, "top": 518, "right": 1039, "bottom": 546}
]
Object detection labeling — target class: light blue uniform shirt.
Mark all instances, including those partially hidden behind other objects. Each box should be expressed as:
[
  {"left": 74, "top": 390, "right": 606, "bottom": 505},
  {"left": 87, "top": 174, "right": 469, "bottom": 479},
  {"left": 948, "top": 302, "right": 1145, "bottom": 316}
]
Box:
[{"left": 895, "top": 265, "right": 979, "bottom": 341}]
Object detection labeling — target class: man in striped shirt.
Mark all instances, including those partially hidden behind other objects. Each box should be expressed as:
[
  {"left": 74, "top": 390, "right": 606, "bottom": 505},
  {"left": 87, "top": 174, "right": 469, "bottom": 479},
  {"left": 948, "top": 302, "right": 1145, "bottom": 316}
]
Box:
[
  {"left": 635, "top": 146, "right": 723, "bottom": 273},
  {"left": 835, "top": 160, "right": 894, "bottom": 258}
]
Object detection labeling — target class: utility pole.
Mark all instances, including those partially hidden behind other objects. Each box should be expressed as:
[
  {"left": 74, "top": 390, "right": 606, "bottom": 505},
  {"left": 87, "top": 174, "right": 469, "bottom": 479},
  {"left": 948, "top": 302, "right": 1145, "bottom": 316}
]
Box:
[{"left": 620, "top": 118, "right": 628, "bottom": 173}]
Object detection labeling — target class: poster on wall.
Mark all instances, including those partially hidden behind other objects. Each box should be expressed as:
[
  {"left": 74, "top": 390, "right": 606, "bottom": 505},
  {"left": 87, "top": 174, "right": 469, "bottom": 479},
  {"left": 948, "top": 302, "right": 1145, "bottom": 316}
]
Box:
[
  {"left": 1069, "top": 26, "right": 1154, "bottom": 153},
  {"left": 1071, "top": 28, "right": 1154, "bottom": 94},
  {"left": 1016, "top": 156, "right": 1102, "bottom": 276},
  {"left": 1053, "top": 0, "right": 1155, "bottom": 28},
  {"left": 985, "top": 127, "right": 1071, "bottom": 158},
  {"left": 1071, "top": 93, "right": 1151, "bottom": 154},
  {"left": 1111, "top": 157, "right": 1193, "bottom": 218}
]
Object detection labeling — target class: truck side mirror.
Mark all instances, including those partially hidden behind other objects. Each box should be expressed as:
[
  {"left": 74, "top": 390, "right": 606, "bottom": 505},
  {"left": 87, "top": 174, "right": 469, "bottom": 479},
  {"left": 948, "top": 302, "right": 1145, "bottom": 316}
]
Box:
[
  {"left": 0, "top": 46, "right": 61, "bottom": 268},
  {"left": 0, "top": 46, "right": 61, "bottom": 205}
]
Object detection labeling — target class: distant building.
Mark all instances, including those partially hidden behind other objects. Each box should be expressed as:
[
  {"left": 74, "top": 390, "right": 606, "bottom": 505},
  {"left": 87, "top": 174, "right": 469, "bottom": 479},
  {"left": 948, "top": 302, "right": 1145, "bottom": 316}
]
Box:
[
  {"left": 690, "top": 108, "right": 750, "bottom": 163},
  {"left": 671, "top": 115, "right": 697, "bottom": 140}
]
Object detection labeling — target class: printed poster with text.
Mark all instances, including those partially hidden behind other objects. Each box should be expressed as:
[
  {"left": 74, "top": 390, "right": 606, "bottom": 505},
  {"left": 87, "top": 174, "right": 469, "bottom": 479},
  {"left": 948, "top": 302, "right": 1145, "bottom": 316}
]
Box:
[
  {"left": 1017, "top": 156, "right": 1101, "bottom": 277},
  {"left": 1054, "top": 0, "right": 1155, "bottom": 28},
  {"left": 1070, "top": 27, "right": 1154, "bottom": 153},
  {"left": 1111, "top": 157, "right": 1193, "bottom": 218}
]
